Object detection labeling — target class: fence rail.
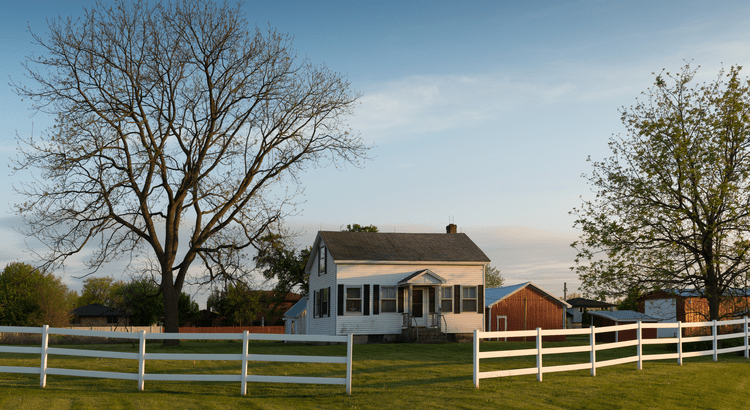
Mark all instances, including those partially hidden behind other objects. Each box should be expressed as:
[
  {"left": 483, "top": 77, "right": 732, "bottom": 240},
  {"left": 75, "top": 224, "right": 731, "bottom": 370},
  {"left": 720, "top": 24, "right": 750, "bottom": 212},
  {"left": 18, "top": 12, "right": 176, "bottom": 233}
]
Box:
[
  {"left": 473, "top": 317, "right": 750, "bottom": 388},
  {"left": 0, "top": 325, "right": 353, "bottom": 395}
]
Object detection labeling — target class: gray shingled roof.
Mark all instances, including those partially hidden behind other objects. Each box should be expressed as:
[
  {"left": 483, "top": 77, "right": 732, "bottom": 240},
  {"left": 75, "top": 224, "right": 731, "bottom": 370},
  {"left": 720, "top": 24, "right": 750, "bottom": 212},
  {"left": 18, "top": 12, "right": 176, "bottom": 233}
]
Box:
[
  {"left": 317, "top": 231, "right": 490, "bottom": 263},
  {"left": 71, "top": 303, "right": 125, "bottom": 317}
]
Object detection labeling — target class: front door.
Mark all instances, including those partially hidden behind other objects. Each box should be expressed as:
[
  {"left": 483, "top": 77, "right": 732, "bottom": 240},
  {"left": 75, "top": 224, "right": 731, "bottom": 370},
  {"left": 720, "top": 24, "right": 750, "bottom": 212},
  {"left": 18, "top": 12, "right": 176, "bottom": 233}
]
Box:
[{"left": 412, "top": 289, "right": 424, "bottom": 326}]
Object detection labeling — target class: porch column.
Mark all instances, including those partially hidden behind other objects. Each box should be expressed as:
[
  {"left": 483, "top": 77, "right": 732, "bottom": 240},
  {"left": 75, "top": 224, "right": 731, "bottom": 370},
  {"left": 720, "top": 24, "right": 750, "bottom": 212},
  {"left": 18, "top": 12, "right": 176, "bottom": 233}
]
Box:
[{"left": 437, "top": 285, "right": 442, "bottom": 314}]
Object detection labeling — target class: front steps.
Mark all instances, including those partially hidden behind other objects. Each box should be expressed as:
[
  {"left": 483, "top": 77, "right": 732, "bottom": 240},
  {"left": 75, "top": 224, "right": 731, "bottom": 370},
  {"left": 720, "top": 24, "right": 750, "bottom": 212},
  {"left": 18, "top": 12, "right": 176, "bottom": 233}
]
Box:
[{"left": 403, "top": 326, "right": 447, "bottom": 343}]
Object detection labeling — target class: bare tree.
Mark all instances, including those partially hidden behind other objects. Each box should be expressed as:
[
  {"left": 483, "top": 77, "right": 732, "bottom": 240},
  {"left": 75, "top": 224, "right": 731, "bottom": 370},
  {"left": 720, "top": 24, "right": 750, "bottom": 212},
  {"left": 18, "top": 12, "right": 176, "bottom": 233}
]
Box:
[{"left": 12, "top": 0, "right": 367, "bottom": 340}]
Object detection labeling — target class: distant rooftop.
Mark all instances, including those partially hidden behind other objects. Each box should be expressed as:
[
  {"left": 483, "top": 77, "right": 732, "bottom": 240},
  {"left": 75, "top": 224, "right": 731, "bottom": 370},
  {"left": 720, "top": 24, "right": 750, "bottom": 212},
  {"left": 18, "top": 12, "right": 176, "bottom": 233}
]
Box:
[{"left": 588, "top": 310, "right": 658, "bottom": 322}]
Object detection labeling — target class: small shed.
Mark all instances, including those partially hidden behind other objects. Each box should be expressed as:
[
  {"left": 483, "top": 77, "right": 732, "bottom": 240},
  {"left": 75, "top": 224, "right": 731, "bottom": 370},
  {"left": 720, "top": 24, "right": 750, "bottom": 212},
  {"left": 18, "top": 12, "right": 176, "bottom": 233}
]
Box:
[
  {"left": 588, "top": 310, "right": 658, "bottom": 343},
  {"left": 71, "top": 303, "right": 129, "bottom": 326},
  {"left": 485, "top": 282, "right": 571, "bottom": 342},
  {"left": 637, "top": 289, "right": 750, "bottom": 337},
  {"left": 566, "top": 297, "right": 616, "bottom": 328},
  {"left": 283, "top": 296, "right": 307, "bottom": 335}
]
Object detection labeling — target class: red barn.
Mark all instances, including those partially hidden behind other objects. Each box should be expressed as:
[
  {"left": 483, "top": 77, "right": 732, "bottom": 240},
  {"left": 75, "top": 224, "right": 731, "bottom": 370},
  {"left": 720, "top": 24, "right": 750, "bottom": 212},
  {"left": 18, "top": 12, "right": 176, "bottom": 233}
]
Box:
[{"left": 484, "top": 282, "right": 571, "bottom": 342}]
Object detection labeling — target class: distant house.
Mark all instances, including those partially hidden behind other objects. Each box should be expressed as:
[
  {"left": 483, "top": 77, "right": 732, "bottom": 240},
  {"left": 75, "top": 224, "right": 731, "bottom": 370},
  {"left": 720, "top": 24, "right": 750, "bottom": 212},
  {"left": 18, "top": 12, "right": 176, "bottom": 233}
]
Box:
[
  {"left": 71, "top": 303, "right": 129, "bottom": 326},
  {"left": 566, "top": 298, "right": 616, "bottom": 328},
  {"left": 485, "top": 282, "right": 571, "bottom": 342},
  {"left": 305, "top": 225, "right": 490, "bottom": 343},
  {"left": 588, "top": 310, "right": 658, "bottom": 343},
  {"left": 637, "top": 289, "right": 750, "bottom": 337}
]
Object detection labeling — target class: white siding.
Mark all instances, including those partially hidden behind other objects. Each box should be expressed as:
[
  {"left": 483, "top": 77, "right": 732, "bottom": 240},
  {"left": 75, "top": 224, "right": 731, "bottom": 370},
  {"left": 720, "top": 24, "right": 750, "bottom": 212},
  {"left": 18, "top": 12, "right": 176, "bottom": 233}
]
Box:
[
  {"left": 307, "top": 241, "right": 337, "bottom": 335},
  {"left": 334, "top": 263, "right": 485, "bottom": 335},
  {"left": 645, "top": 298, "right": 678, "bottom": 338}
]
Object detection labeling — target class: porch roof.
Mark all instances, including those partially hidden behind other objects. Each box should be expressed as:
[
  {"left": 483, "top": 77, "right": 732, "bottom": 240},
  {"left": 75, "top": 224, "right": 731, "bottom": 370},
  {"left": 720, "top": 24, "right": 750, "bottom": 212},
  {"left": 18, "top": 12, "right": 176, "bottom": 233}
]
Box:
[{"left": 398, "top": 269, "right": 446, "bottom": 285}]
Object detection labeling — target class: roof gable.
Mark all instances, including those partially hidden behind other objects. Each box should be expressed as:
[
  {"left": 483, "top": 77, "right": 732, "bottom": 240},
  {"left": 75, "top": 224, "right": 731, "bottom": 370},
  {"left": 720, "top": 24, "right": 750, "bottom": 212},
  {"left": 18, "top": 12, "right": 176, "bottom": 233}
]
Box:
[
  {"left": 398, "top": 269, "right": 446, "bottom": 285},
  {"left": 314, "top": 231, "right": 490, "bottom": 264}
]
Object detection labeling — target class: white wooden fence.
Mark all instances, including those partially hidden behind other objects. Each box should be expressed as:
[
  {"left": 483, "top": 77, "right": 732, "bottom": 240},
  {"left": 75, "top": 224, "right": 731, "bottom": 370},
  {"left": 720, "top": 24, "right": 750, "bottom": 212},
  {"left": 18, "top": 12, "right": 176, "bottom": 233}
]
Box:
[
  {"left": 473, "top": 317, "right": 750, "bottom": 388},
  {"left": 0, "top": 325, "right": 353, "bottom": 395}
]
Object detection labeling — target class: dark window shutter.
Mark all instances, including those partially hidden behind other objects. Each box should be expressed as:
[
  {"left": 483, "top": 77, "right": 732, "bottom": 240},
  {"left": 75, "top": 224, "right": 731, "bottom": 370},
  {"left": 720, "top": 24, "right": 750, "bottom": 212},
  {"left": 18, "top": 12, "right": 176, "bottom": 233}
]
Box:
[
  {"left": 477, "top": 285, "right": 484, "bottom": 314},
  {"left": 364, "top": 284, "right": 370, "bottom": 316},
  {"left": 429, "top": 287, "right": 436, "bottom": 313},
  {"left": 398, "top": 287, "right": 404, "bottom": 313},
  {"left": 373, "top": 285, "right": 380, "bottom": 315},
  {"left": 454, "top": 285, "right": 461, "bottom": 314},
  {"left": 327, "top": 287, "right": 332, "bottom": 317},
  {"left": 314, "top": 290, "right": 319, "bottom": 318},
  {"left": 337, "top": 284, "right": 344, "bottom": 316}
]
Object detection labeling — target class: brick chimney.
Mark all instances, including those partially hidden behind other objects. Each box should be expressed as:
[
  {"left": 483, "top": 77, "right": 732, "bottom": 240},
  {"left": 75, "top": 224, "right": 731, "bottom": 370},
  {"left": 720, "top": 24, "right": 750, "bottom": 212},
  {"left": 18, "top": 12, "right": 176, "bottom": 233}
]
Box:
[{"left": 446, "top": 223, "right": 457, "bottom": 234}]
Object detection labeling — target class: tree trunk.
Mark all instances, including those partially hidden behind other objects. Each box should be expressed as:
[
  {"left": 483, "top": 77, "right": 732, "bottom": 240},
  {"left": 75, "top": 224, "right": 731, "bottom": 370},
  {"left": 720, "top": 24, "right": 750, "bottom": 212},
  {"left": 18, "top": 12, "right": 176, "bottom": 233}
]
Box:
[{"left": 162, "top": 277, "right": 181, "bottom": 347}]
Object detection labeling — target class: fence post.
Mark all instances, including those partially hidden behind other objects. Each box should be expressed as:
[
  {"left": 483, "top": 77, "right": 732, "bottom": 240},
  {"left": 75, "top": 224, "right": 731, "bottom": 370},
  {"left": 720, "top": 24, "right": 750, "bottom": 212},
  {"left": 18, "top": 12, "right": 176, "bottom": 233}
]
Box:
[
  {"left": 40, "top": 325, "right": 49, "bottom": 388},
  {"left": 637, "top": 321, "right": 642, "bottom": 370},
  {"left": 346, "top": 333, "right": 353, "bottom": 395},
  {"left": 712, "top": 320, "right": 718, "bottom": 362},
  {"left": 745, "top": 317, "right": 749, "bottom": 360},
  {"left": 473, "top": 329, "right": 480, "bottom": 388},
  {"left": 241, "top": 330, "right": 249, "bottom": 396},
  {"left": 677, "top": 321, "right": 683, "bottom": 365},
  {"left": 590, "top": 325, "right": 596, "bottom": 377},
  {"left": 138, "top": 331, "right": 146, "bottom": 391},
  {"left": 536, "top": 327, "right": 543, "bottom": 382}
]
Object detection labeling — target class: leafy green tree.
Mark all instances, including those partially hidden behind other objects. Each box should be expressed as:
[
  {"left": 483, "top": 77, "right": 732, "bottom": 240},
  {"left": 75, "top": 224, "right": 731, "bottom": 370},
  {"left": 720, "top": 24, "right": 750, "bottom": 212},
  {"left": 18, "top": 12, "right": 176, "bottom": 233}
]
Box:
[
  {"left": 254, "top": 234, "right": 311, "bottom": 297},
  {"left": 207, "top": 283, "right": 260, "bottom": 326},
  {"left": 76, "top": 276, "right": 125, "bottom": 308},
  {"left": 0, "top": 262, "right": 75, "bottom": 327},
  {"left": 485, "top": 265, "right": 505, "bottom": 288},
  {"left": 178, "top": 292, "right": 200, "bottom": 327},
  {"left": 12, "top": 0, "right": 366, "bottom": 341},
  {"left": 116, "top": 279, "right": 163, "bottom": 326},
  {"left": 572, "top": 65, "right": 750, "bottom": 321},
  {"left": 616, "top": 288, "right": 643, "bottom": 312},
  {"left": 115, "top": 278, "right": 198, "bottom": 326},
  {"left": 345, "top": 224, "right": 379, "bottom": 232}
]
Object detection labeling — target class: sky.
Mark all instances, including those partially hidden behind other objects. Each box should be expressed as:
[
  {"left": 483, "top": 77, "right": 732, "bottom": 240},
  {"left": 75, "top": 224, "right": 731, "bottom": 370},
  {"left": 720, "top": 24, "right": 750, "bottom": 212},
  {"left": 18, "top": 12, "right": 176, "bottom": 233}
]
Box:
[{"left": 1, "top": 0, "right": 750, "bottom": 307}]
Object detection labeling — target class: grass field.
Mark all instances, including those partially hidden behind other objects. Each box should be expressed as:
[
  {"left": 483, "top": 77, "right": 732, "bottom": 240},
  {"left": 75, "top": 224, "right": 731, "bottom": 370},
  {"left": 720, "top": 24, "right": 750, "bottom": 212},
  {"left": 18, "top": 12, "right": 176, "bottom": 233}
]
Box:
[{"left": 0, "top": 338, "right": 748, "bottom": 409}]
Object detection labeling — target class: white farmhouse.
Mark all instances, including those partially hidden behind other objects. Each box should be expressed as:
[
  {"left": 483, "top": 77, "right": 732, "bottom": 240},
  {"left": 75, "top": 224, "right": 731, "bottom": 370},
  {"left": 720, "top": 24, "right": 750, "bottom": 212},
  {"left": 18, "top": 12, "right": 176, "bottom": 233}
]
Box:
[{"left": 305, "top": 224, "right": 490, "bottom": 343}]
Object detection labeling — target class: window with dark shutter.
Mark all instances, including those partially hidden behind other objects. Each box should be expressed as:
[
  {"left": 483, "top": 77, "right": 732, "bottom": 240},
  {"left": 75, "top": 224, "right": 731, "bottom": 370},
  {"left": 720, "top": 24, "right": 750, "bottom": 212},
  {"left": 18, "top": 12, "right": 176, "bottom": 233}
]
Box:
[
  {"left": 381, "top": 286, "right": 397, "bottom": 313},
  {"left": 440, "top": 286, "right": 453, "bottom": 313},
  {"left": 462, "top": 286, "right": 477, "bottom": 312}
]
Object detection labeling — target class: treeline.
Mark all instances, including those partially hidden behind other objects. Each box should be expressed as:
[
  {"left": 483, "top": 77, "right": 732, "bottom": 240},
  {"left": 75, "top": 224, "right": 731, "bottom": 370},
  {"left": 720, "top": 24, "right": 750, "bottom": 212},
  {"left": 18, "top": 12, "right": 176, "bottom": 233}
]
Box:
[{"left": 0, "top": 262, "right": 199, "bottom": 328}]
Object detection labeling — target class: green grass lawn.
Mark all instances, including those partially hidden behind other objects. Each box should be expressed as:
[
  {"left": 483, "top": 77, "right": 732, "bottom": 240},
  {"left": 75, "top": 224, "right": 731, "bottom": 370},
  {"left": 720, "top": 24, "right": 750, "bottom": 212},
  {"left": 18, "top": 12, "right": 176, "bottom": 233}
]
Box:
[{"left": 0, "top": 338, "right": 748, "bottom": 409}]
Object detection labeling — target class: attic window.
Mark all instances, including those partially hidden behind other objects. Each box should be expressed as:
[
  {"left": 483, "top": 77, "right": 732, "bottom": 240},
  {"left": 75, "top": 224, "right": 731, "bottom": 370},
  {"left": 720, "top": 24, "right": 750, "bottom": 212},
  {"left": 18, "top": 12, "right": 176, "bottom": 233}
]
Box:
[{"left": 318, "top": 245, "right": 326, "bottom": 275}]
